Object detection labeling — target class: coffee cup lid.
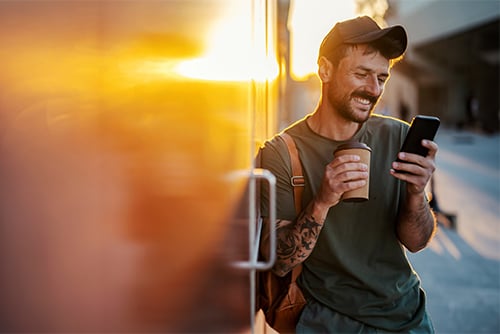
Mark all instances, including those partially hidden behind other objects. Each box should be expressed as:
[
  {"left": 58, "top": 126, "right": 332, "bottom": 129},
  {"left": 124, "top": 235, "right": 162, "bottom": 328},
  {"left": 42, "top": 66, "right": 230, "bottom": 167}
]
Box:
[{"left": 334, "top": 141, "right": 371, "bottom": 153}]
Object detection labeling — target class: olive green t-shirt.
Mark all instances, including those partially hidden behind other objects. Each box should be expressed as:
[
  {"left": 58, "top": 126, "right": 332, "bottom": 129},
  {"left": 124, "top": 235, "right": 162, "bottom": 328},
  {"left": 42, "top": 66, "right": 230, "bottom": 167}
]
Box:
[{"left": 260, "top": 114, "right": 430, "bottom": 331}]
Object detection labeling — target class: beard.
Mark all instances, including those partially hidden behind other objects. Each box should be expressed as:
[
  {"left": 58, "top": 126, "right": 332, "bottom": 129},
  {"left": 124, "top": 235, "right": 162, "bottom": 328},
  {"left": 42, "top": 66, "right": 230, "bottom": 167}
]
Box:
[{"left": 327, "top": 87, "right": 380, "bottom": 124}]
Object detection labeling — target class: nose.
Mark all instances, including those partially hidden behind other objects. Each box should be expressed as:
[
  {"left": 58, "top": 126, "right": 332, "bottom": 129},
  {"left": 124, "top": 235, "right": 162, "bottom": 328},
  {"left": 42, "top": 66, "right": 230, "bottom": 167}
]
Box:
[{"left": 365, "top": 75, "right": 382, "bottom": 97}]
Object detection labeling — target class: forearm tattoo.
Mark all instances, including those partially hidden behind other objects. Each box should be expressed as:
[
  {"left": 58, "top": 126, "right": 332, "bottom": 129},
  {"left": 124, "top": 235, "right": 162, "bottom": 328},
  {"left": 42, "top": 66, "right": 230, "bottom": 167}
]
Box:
[{"left": 274, "top": 208, "right": 323, "bottom": 275}]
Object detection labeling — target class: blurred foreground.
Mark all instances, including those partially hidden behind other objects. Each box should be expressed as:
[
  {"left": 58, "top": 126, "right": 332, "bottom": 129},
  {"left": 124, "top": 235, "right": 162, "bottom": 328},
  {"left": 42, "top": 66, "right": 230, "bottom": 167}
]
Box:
[{"left": 0, "top": 1, "right": 275, "bottom": 332}]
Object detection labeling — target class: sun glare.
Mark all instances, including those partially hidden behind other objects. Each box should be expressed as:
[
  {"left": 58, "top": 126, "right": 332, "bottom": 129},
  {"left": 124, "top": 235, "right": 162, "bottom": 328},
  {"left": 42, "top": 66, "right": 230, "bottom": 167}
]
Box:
[
  {"left": 173, "top": 2, "right": 279, "bottom": 83},
  {"left": 289, "top": 0, "right": 356, "bottom": 80},
  {"left": 131, "top": 1, "right": 356, "bottom": 83}
]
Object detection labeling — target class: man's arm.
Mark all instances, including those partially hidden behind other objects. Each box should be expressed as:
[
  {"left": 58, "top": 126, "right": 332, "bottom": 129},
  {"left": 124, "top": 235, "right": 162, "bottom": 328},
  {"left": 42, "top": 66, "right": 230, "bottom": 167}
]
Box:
[
  {"left": 391, "top": 139, "right": 438, "bottom": 252},
  {"left": 396, "top": 191, "right": 437, "bottom": 252}
]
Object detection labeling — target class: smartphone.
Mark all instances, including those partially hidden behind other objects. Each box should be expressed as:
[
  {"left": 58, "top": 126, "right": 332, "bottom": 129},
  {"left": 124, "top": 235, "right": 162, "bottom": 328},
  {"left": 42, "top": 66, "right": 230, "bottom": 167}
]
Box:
[{"left": 396, "top": 115, "right": 440, "bottom": 162}]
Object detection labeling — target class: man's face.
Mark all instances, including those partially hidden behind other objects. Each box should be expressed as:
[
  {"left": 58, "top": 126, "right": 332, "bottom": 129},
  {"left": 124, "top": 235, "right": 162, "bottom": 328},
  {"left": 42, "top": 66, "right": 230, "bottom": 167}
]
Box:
[{"left": 327, "top": 45, "right": 390, "bottom": 123}]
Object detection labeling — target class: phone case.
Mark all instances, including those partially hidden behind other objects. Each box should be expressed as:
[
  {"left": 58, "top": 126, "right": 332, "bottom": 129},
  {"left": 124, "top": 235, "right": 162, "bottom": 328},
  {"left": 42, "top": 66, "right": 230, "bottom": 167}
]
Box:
[{"left": 398, "top": 115, "right": 440, "bottom": 159}]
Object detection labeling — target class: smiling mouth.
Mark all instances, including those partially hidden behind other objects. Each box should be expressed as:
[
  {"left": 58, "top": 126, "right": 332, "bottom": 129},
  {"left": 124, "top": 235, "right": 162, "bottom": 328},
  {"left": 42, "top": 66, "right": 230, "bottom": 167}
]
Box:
[
  {"left": 353, "top": 96, "right": 372, "bottom": 106},
  {"left": 352, "top": 93, "right": 378, "bottom": 110}
]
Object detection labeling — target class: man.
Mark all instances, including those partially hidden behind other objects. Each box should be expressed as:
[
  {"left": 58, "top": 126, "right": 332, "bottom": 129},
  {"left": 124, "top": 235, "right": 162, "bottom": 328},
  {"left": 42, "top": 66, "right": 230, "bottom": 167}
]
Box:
[{"left": 259, "top": 16, "right": 437, "bottom": 332}]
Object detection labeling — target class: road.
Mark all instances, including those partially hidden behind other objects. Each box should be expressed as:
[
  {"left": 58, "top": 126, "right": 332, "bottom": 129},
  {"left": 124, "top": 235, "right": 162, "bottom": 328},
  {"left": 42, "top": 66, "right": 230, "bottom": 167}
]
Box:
[{"left": 408, "top": 127, "right": 500, "bottom": 333}]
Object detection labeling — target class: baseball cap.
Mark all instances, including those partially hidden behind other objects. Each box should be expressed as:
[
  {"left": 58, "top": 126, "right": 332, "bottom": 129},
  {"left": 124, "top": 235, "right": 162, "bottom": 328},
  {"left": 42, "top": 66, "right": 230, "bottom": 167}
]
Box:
[{"left": 318, "top": 16, "right": 407, "bottom": 60}]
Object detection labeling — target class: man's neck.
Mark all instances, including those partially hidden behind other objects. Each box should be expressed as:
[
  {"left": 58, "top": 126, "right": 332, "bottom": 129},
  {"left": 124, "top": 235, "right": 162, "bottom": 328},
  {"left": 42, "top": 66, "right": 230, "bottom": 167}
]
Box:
[{"left": 307, "top": 107, "right": 362, "bottom": 141}]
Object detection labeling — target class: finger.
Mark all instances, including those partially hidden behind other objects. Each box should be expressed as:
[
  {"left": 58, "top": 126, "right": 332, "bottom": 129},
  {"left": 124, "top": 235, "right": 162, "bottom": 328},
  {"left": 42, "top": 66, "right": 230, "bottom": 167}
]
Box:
[
  {"left": 422, "top": 140, "right": 438, "bottom": 158},
  {"left": 337, "top": 170, "right": 369, "bottom": 183},
  {"left": 328, "top": 177, "right": 367, "bottom": 196},
  {"left": 396, "top": 152, "right": 430, "bottom": 169},
  {"left": 329, "top": 159, "right": 369, "bottom": 174},
  {"left": 390, "top": 169, "right": 428, "bottom": 193},
  {"left": 344, "top": 179, "right": 368, "bottom": 192},
  {"left": 331, "top": 154, "right": 361, "bottom": 167},
  {"left": 395, "top": 152, "right": 420, "bottom": 166},
  {"left": 390, "top": 161, "right": 423, "bottom": 177}
]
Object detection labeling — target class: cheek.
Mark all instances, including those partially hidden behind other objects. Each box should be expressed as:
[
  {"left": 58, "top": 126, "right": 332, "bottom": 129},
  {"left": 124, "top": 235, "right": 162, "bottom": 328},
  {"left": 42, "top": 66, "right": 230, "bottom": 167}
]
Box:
[{"left": 331, "top": 74, "right": 355, "bottom": 94}]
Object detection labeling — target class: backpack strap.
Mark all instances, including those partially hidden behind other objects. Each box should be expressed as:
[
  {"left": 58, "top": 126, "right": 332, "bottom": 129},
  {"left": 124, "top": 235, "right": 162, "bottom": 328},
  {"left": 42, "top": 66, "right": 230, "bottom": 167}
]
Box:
[
  {"left": 279, "top": 132, "right": 304, "bottom": 214},
  {"left": 279, "top": 132, "right": 304, "bottom": 281}
]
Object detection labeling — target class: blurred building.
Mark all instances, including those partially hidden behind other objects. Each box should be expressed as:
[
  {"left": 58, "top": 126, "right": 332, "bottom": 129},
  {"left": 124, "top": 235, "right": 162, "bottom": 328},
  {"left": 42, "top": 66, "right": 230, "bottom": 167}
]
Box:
[{"left": 383, "top": 0, "right": 500, "bottom": 132}]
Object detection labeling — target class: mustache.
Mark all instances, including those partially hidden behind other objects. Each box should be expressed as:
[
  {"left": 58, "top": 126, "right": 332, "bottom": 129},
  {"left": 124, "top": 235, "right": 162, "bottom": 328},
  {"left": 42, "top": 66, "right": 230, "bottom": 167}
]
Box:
[{"left": 352, "top": 91, "right": 379, "bottom": 104}]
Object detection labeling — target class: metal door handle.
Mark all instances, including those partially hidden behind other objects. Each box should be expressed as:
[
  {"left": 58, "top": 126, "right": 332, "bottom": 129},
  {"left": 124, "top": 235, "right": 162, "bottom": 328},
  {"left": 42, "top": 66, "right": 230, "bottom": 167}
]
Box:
[{"left": 230, "top": 168, "right": 276, "bottom": 270}]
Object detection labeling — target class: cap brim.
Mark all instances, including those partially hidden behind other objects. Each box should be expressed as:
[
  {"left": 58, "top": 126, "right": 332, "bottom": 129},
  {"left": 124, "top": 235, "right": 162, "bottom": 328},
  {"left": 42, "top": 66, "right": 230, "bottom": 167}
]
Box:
[{"left": 345, "top": 25, "right": 407, "bottom": 58}]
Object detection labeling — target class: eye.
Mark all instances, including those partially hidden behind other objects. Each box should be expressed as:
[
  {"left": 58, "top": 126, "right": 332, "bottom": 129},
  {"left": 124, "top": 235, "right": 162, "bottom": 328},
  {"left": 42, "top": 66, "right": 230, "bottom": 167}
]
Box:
[
  {"left": 355, "top": 72, "right": 368, "bottom": 79},
  {"left": 378, "top": 76, "right": 388, "bottom": 84}
]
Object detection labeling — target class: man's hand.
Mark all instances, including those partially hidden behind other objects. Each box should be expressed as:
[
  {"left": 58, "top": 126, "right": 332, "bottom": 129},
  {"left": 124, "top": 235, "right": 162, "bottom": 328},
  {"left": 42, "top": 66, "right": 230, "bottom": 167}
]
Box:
[
  {"left": 390, "top": 139, "right": 438, "bottom": 194},
  {"left": 315, "top": 154, "right": 369, "bottom": 209}
]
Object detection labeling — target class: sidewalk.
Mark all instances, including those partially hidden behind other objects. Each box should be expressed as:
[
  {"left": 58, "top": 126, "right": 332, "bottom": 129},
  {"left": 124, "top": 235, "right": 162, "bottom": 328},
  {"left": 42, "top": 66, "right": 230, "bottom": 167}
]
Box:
[{"left": 407, "top": 127, "right": 500, "bottom": 333}]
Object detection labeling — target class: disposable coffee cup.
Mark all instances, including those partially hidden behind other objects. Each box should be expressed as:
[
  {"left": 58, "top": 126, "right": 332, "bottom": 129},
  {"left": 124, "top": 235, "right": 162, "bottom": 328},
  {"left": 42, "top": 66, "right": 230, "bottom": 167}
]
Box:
[{"left": 334, "top": 142, "right": 371, "bottom": 202}]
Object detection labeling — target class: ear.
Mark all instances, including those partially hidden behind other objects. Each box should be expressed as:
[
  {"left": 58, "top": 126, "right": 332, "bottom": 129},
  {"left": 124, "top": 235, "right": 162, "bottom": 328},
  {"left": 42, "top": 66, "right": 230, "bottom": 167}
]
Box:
[{"left": 318, "top": 56, "right": 334, "bottom": 83}]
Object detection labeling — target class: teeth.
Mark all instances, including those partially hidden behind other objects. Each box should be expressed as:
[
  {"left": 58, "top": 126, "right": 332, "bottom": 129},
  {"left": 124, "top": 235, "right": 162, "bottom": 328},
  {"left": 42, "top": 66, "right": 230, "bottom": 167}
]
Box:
[{"left": 354, "top": 97, "right": 371, "bottom": 105}]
